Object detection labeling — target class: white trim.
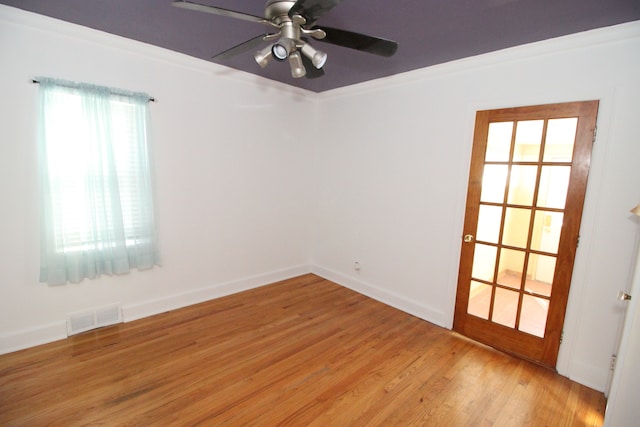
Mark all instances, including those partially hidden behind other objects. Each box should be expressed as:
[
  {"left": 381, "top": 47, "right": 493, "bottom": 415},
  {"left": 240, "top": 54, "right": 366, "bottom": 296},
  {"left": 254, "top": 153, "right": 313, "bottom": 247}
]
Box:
[
  {"left": 0, "top": 4, "right": 313, "bottom": 98},
  {"left": 2, "top": 4, "right": 638, "bottom": 101},
  {"left": 318, "top": 20, "right": 640, "bottom": 101},
  {"left": 0, "top": 265, "right": 311, "bottom": 355},
  {"left": 311, "top": 265, "right": 449, "bottom": 328},
  {"left": 122, "top": 264, "right": 311, "bottom": 322},
  {"left": 566, "top": 360, "right": 611, "bottom": 393},
  {"left": 0, "top": 322, "right": 67, "bottom": 355}
]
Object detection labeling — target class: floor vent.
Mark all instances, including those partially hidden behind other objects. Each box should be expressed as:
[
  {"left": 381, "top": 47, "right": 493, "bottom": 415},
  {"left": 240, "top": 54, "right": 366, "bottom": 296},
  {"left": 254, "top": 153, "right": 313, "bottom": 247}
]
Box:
[{"left": 66, "top": 304, "right": 123, "bottom": 336}]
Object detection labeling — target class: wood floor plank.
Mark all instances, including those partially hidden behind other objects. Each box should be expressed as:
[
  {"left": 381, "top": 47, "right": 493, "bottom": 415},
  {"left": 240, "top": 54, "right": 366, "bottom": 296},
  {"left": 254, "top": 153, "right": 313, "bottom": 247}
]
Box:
[{"left": 0, "top": 274, "right": 606, "bottom": 426}]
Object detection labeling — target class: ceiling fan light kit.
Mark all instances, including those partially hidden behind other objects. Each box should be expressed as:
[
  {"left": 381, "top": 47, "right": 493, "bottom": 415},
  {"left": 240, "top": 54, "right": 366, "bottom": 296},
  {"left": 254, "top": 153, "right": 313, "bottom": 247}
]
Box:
[
  {"left": 301, "top": 42, "right": 327, "bottom": 69},
  {"left": 254, "top": 44, "right": 274, "bottom": 68},
  {"left": 288, "top": 51, "right": 306, "bottom": 78},
  {"left": 172, "top": 0, "right": 398, "bottom": 79},
  {"left": 271, "top": 37, "right": 297, "bottom": 61}
]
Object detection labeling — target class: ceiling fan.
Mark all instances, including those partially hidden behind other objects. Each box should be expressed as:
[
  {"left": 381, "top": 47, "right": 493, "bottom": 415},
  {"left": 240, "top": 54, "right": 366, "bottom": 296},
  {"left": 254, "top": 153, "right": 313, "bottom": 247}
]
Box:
[{"left": 172, "top": 0, "right": 398, "bottom": 79}]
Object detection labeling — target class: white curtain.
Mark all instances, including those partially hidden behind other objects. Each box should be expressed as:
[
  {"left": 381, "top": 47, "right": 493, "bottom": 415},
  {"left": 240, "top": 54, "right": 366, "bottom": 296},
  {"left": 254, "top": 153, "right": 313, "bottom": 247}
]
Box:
[{"left": 37, "top": 78, "right": 160, "bottom": 285}]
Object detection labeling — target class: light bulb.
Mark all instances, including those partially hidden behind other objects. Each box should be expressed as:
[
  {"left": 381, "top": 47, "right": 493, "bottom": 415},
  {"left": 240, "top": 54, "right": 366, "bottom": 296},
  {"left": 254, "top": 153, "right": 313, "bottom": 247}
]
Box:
[{"left": 271, "top": 38, "right": 296, "bottom": 61}]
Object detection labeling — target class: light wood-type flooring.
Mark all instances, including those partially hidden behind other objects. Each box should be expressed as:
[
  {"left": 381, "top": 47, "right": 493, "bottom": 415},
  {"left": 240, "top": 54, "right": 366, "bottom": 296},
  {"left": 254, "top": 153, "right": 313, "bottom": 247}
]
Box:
[{"left": 0, "top": 274, "right": 606, "bottom": 426}]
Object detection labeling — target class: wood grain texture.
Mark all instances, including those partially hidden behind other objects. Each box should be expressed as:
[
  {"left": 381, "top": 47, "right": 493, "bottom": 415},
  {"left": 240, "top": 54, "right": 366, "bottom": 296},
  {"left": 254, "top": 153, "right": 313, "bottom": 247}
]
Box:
[
  {"left": 454, "top": 101, "right": 599, "bottom": 367},
  {"left": 0, "top": 274, "right": 605, "bottom": 426}
]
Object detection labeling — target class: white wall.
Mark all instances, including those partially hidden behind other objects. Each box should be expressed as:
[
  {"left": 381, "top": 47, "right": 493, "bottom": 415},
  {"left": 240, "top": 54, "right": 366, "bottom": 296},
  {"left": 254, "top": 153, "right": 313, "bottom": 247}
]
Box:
[
  {"left": 311, "top": 22, "right": 640, "bottom": 392},
  {"left": 604, "top": 220, "right": 640, "bottom": 426},
  {"left": 1, "top": 4, "right": 639, "bottom": 394},
  {"left": 0, "top": 6, "right": 314, "bottom": 352}
]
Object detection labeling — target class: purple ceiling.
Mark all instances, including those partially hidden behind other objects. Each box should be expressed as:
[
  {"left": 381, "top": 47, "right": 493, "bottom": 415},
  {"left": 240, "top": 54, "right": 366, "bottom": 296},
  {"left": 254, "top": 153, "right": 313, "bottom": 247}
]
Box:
[{"left": 2, "top": 0, "right": 639, "bottom": 92}]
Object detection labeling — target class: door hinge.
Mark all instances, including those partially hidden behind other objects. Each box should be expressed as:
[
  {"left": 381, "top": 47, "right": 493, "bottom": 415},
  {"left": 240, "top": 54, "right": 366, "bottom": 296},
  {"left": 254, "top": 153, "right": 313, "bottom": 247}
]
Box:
[
  {"left": 610, "top": 354, "right": 617, "bottom": 371},
  {"left": 560, "top": 330, "right": 564, "bottom": 344},
  {"left": 592, "top": 125, "right": 597, "bottom": 144}
]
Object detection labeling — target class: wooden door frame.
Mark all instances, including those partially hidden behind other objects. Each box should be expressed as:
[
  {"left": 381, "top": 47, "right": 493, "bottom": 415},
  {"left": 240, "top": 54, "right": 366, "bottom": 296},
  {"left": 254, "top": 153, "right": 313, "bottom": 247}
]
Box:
[{"left": 453, "top": 100, "right": 599, "bottom": 368}]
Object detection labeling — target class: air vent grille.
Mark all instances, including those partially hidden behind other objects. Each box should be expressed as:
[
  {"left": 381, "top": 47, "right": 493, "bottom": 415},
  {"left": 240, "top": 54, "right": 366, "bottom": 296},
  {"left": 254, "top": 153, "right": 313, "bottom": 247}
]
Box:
[{"left": 66, "top": 304, "right": 123, "bottom": 336}]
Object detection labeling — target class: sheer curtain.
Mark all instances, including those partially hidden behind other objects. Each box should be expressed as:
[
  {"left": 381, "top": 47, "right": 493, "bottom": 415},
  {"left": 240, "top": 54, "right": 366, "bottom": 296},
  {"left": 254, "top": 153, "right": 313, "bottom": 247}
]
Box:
[{"left": 37, "top": 78, "right": 160, "bottom": 285}]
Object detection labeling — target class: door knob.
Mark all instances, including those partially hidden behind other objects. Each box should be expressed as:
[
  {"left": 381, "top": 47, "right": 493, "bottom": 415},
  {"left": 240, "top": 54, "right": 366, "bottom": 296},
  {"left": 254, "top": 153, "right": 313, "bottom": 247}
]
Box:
[
  {"left": 617, "top": 291, "right": 632, "bottom": 301},
  {"left": 464, "top": 234, "right": 475, "bottom": 243}
]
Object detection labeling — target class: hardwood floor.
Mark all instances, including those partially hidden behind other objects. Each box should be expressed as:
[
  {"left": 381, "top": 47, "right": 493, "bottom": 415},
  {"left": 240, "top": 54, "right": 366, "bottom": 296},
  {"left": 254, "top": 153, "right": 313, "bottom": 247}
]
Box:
[{"left": 0, "top": 274, "right": 606, "bottom": 426}]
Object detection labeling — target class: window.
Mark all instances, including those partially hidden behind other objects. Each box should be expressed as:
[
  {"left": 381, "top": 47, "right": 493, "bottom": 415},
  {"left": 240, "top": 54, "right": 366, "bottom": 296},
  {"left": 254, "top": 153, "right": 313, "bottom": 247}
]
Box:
[{"left": 38, "top": 78, "right": 159, "bottom": 285}]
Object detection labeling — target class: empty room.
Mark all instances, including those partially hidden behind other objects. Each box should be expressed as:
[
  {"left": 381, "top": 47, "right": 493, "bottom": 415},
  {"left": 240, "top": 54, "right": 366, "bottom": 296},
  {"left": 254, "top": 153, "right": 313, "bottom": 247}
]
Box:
[{"left": 1, "top": 1, "right": 639, "bottom": 425}]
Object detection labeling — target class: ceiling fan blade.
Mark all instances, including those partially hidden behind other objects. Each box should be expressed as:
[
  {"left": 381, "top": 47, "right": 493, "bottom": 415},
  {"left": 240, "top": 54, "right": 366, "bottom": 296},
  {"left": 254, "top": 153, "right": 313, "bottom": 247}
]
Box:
[
  {"left": 172, "top": 0, "right": 267, "bottom": 25},
  {"left": 301, "top": 54, "right": 325, "bottom": 79},
  {"left": 314, "top": 26, "right": 398, "bottom": 57},
  {"left": 289, "top": 0, "right": 343, "bottom": 23},
  {"left": 212, "top": 35, "right": 268, "bottom": 60}
]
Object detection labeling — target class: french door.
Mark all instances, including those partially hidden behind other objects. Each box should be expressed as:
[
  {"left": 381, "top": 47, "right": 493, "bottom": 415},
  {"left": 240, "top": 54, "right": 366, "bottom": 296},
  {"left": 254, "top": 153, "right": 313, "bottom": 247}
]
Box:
[{"left": 453, "top": 101, "right": 599, "bottom": 367}]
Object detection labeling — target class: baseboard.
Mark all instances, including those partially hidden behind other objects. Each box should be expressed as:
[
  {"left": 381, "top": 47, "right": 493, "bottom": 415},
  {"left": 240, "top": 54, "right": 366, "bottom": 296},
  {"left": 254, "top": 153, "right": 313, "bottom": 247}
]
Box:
[
  {"left": 311, "top": 265, "right": 449, "bottom": 328},
  {"left": 122, "top": 264, "right": 312, "bottom": 322},
  {"left": 0, "top": 321, "right": 67, "bottom": 355},
  {"left": 0, "top": 265, "right": 311, "bottom": 356},
  {"left": 566, "top": 360, "right": 608, "bottom": 393}
]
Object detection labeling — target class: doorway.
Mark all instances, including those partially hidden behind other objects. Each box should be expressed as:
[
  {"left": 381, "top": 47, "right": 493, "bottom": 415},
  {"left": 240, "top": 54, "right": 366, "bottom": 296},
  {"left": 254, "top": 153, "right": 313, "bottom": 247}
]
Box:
[{"left": 453, "top": 101, "right": 599, "bottom": 367}]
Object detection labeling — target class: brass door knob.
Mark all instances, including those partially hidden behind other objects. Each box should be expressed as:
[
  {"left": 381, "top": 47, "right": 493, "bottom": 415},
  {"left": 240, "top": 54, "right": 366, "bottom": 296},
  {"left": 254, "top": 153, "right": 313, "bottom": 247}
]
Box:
[
  {"left": 618, "top": 291, "right": 632, "bottom": 301},
  {"left": 464, "top": 234, "right": 475, "bottom": 243}
]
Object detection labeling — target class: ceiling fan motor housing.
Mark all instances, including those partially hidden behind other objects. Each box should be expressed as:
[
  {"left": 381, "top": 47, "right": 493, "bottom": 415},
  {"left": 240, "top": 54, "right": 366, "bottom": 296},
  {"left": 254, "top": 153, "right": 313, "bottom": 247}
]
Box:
[
  {"left": 264, "top": 0, "right": 298, "bottom": 22},
  {"left": 171, "top": 0, "right": 398, "bottom": 79}
]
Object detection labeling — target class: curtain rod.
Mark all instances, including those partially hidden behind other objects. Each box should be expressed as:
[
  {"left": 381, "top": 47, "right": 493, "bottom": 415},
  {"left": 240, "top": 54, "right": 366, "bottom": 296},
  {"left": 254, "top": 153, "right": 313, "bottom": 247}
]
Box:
[{"left": 31, "top": 79, "right": 156, "bottom": 103}]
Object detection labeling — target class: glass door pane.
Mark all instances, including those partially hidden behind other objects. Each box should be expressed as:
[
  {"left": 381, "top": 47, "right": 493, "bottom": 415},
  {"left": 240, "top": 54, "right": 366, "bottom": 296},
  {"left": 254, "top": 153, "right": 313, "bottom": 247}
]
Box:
[
  {"left": 456, "top": 100, "right": 599, "bottom": 368},
  {"left": 543, "top": 118, "right": 577, "bottom": 162},
  {"left": 513, "top": 120, "right": 543, "bottom": 161},
  {"left": 485, "top": 122, "right": 513, "bottom": 161},
  {"left": 465, "top": 116, "right": 576, "bottom": 339}
]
